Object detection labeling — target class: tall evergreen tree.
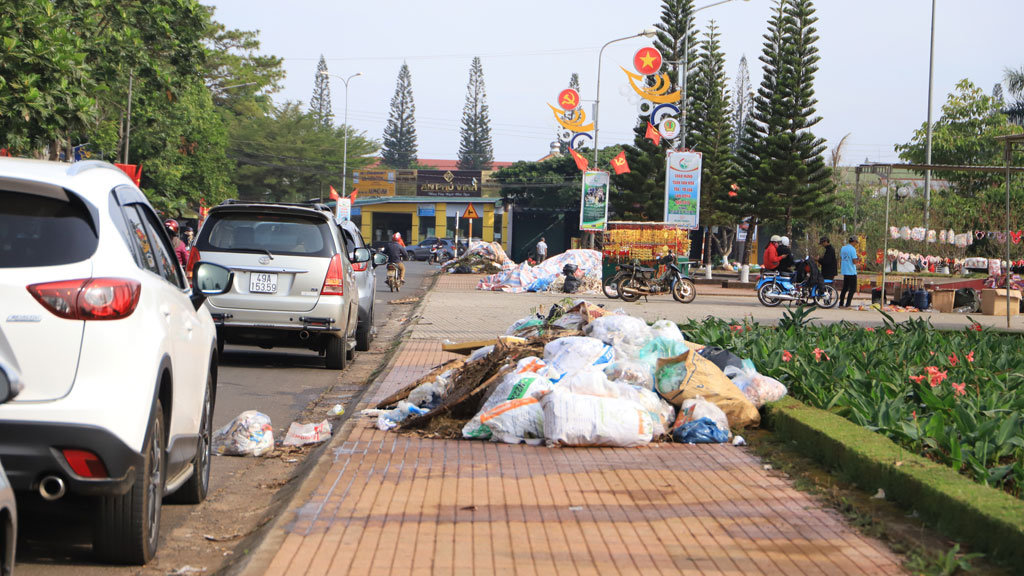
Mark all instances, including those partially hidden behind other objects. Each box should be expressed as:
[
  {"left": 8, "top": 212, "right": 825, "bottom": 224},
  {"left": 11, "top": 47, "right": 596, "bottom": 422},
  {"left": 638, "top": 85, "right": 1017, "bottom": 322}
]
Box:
[
  {"left": 735, "top": 0, "right": 832, "bottom": 263},
  {"left": 458, "top": 56, "right": 494, "bottom": 170},
  {"left": 1003, "top": 66, "right": 1024, "bottom": 125},
  {"left": 689, "top": 22, "right": 737, "bottom": 265},
  {"left": 309, "top": 55, "right": 333, "bottom": 129},
  {"left": 730, "top": 55, "right": 754, "bottom": 154},
  {"left": 381, "top": 62, "right": 418, "bottom": 168},
  {"left": 611, "top": 0, "right": 696, "bottom": 221}
]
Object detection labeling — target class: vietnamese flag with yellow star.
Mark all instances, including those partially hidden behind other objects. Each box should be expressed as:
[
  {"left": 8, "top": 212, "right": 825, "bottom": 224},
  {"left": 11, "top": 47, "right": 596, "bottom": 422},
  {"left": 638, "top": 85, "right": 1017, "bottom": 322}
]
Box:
[
  {"left": 611, "top": 150, "right": 630, "bottom": 175},
  {"left": 570, "top": 148, "right": 589, "bottom": 172},
  {"left": 633, "top": 46, "right": 663, "bottom": 75}
]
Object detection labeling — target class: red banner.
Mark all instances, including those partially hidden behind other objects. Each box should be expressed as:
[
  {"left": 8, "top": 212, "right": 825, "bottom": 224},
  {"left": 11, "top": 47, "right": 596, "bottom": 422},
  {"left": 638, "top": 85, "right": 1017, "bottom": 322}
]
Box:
[{"left": 114, "top": 163, "right": 142, "bottom": 186}]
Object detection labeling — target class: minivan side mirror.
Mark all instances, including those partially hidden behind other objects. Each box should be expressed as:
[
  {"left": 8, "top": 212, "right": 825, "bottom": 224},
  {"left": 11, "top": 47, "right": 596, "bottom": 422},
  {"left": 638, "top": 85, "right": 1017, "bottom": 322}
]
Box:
[
  {"left": 191, "top": 262, "right": 234, "bottom": 310},
  {"left": 372, "top": 252, "right": 388, "bottom": 267},
  {"left": 0, "top": 362, "right": 22, "bottom": 404},
  {"left": 351, "top": 247, "right": 372, "bottom": 263}
]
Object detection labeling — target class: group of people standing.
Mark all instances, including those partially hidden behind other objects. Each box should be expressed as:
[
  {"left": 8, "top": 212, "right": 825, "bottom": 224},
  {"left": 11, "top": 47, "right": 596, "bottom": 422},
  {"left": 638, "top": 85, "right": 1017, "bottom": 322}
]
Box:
[{"left": 763, "top": 235, "right": 860, "bottom": 308}]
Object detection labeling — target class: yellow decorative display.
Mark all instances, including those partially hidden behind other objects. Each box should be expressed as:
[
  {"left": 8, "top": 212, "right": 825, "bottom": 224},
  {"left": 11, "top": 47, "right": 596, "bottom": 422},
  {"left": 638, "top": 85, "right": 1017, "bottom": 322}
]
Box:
[
  {"left": 620, "top": 67, "right": 681, "bottom": 105},
  {"left": 548, "top": 104, "right": 595, "bottom": 133}
]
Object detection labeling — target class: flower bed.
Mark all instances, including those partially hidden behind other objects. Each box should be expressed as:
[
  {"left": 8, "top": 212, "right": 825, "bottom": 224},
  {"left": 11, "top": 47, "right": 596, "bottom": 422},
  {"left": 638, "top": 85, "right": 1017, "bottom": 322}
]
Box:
[{"left": 680, "top": 309, "right": 1024, "bottom": 498}]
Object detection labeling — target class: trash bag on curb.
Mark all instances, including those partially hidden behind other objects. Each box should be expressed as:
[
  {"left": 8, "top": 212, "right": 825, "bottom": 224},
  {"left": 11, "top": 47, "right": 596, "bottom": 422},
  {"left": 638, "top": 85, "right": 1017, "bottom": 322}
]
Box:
[
  {"left": 604, "top": 360, "right": 655, "bottom": 390},
  {"left": 650, "top": 319, "right": 686, "bottom": 342},
  {"left": 463, "top": 373, "right": 554, "bottom": 440},
  {"left": 673, "top": 396, "right": 730, "bottom": 436},
  {"left": 283, "top": 420, "right": 332, "bottom": 446},
  {"left": 542, "top": 388, "right": 654, "bottom": 447},
  {"left": 585, "top": 314, "right": 653, "bottom": 359},
  {"left": 723, "top": 365, "right": 787, "bottom": 408},
  {"left": 672, "top": 417, "right": 730, "bottom": 444},
  {"left": 213, "top": 410, "right": 274, "bottom": 456},
  {"left": 478, "top": 397, "right": 545, "bottom": 445},
  {"left": 655, "top": 350, "right": 761, "bottom": 428},
  {"left": 543, "top": 336, "right": 615, "bottom": 377},
  {"left": 697, "top": 347, "right": 745, "bottom": 373}
]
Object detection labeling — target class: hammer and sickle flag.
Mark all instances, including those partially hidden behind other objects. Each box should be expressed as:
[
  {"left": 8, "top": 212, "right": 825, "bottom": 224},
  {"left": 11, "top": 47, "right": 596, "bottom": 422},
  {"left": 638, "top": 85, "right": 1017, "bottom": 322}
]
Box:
[
  {"left": 645, "top": 122, "right": 662, "bottom": 146},
  {"left": 571, "top": 148, "right": 589, "bottom": 172},
  {"left": 611, "top": 150, "right": 630, "bottom": 175}
]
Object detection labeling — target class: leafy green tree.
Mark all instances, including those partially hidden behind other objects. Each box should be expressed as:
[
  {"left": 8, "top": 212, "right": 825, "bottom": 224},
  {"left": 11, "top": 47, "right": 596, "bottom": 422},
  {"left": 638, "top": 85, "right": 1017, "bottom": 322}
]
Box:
[
  {"left": 689, "top": 22, "right": 737, "bottom": 264},
  {"left": 611, "top": 0, "right": 696, "bottom": 221},
  {"left": 381, "top": 62, "right": 418, "bottom": 169},
  {"left": 735, "top": 0, "right": 832, "bottom": 263},
  {"left": 494, "top": 156, "right": 581, "bottom": 209},
  {"left": 202, "top": 7, "right": 284, "bottom": 118},
  {"left": 310, "top": 55, "right": 333, "bottom": 129},
  {"left": 457, "top": 56, "right": 494, "bottom": 170}
]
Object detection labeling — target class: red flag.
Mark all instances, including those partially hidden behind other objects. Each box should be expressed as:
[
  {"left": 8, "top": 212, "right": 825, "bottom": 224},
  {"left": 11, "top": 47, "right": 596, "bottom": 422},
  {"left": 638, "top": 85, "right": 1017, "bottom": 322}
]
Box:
[
  {"left": 349, "top": 188, "right": 358, "bottom": 203},
  {"left": 570, "top": 148, "right": 589, "bottom": 172},
  {"left": 645, "top": 122, "right": 661, "bottom": 146},
  {"left": 611, "top": 150, "right": 630, "bottom": 175},
  {"left": 329, "top": 185, "right": 340, "bottom": 200}
]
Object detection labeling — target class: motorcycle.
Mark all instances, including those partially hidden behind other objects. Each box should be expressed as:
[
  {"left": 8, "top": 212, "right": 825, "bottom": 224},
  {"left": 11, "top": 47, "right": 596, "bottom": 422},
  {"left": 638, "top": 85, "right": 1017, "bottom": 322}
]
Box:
[
  {"left": 602, "top": 261, "right": 645, "bottom": 299},
  {"left": 427, "top": 242, "right": 454, "bottom": 265},
  {"left": 616, "top": 260, "right": 696, "bottom": 303},
  {"left": 386, "top": 263, "right": 402, "bottom": 292},
  {"left": 755, "top": 265, "right": 838, "bottom": 308}
]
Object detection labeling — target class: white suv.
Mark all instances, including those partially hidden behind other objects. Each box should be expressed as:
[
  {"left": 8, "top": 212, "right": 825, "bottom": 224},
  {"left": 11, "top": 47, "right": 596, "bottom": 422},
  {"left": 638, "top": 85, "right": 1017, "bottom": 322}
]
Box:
[{"left": 0, "top": 158, "right": 232, "bottom": 564}]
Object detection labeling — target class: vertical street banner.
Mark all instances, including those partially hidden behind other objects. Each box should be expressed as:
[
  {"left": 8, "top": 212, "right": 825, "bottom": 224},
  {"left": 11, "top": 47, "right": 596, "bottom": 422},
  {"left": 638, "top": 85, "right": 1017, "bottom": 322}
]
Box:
[
  {"left": 664, "top": 150, "right": 702, "bottom": 227},
  {"left": 336, "top": 198, "right": 351, "bottom": 222},
  {"left": 580, "top": 171, "right": 610, "bottom": 231}
]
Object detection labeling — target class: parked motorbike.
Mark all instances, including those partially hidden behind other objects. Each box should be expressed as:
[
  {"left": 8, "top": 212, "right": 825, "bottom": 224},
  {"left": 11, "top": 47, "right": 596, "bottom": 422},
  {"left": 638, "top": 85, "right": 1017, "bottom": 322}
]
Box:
[
  {"left": 755, "top": 266, "right": 838, "bottom": 308},
  {"left": 616, "top": 260, "right": 696, "bottom": 303},
  {"left": 603, "top": 262, "right": 643, "bottom": 299},
  {"left": 427, "top": 242, "right": 454, "bottom": 265}
]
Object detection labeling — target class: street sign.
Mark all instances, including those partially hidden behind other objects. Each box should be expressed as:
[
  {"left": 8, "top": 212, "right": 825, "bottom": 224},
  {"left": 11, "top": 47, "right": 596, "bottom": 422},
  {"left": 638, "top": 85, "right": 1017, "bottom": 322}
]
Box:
[{"left": 462, "top": 203, "right": 480, "bottom": 219}]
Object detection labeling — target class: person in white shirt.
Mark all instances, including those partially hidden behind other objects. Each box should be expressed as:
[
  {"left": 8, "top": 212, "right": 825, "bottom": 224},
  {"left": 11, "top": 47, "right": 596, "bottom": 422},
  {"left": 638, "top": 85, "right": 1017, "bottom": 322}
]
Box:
[{"left": 536, "top": 237, "right": 548, "bottom": 262}]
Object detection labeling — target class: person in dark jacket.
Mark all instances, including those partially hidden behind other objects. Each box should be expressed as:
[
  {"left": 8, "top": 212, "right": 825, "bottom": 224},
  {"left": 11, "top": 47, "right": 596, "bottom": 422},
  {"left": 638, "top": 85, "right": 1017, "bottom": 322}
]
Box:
[
  {"left": 817, "top": 237, "right": 837, "bottom": 281},
  {"left": 776, "top": 236, "right": 794, "bottom": 273},
  {"left": 384, "top": 232, "right": 408, "bottom": 283}
]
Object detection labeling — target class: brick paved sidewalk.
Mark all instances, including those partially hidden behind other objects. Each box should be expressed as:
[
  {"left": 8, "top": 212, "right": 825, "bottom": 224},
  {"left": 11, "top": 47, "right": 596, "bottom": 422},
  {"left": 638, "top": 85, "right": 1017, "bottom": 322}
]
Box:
[{"left": 250, "top": 278, "right": 906, "bottom": 576}]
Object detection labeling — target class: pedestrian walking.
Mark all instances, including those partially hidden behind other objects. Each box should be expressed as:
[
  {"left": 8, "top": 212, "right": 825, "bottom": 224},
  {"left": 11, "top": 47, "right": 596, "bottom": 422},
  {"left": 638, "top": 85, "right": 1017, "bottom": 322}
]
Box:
[
  {"left": 817, "top": 237, "right": 837, "bottom": 282},
  {"left": 536, "top": 237, "right": 548, "bottom": 262},
  {"left": 839, "top": 236, "right": 859, "bottom": 308}
]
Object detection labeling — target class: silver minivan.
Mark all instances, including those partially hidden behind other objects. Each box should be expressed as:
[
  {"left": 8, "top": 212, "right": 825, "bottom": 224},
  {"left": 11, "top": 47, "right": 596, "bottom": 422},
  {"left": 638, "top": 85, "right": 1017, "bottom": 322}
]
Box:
[{"left": 190, "top": 202, "right": 372, "bottom": 369}]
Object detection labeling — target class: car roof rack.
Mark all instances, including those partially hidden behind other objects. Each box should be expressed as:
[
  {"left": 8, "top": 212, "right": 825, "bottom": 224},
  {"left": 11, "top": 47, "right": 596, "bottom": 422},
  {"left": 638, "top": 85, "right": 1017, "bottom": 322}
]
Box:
[{"left": 218, "top": 198, "right": 333, "bottom": 212}]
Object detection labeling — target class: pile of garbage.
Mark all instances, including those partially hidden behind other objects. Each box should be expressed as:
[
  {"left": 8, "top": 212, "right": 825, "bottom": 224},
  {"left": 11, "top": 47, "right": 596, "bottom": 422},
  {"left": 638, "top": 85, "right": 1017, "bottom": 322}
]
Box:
[
  {"left": 441, "top": 241, "right": 515, "bottom": 274},
  {"left": 477, "top": 249, "right": 602, "bottom": 293},
  {"left": 367, "top": 300, "right": 787, "bottom": 447}
]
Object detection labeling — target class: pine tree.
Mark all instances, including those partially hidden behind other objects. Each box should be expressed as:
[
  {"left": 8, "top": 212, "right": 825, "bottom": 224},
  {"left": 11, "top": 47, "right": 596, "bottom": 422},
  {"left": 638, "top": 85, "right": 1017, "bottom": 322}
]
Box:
[
  {"left": 730, "top": 55, "right": 753, "bottom": 154},
  {"left": 689, "top": 22, "right": 736, "bottom": 264},
  {"left": 381, "top": 62, "right": 418, "bottom": 168},
  {"left": 458, "top": 57, "right": 494, "bottom": 170},
  {"left": 735, "top": 0, "right": 832, "bottom": 263},
  {"left": 310, "top": 55, "right": 333, "bottom": 129},
  {"left": 611, "top": 0, "right": 696, "bottom": 221}
]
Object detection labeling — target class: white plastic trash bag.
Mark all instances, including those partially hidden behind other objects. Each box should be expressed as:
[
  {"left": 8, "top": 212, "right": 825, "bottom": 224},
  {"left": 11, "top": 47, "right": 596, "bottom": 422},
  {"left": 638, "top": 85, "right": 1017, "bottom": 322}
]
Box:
[
  {"left": 584, "top": 314, "right": 652, "bottom": 359},
  {"left": 463, "top": 373, "right": 553, "bottom": 440},
  {"left": 467, "top": 345, "right": 495, "bottom": 363},
  {"left": 673, "top": 396, "right": 730, "bottom": 437},
  {"left": 723, "top": 365, "right": 788, "bottom": 408},
  {"left": 543, "top": 336, "right": 615, "bottom": 377},
  {"left": 650, "top": 319, "right": 686, "bottom": 343},
  {"left": 542, "top": 388, "right": 653, "bottom": 447},
  {"left": 604, "top": 360, "right": 655, "bottom": 390},
  {"left": 478, "top": 397, "right": 545, "bottom": 445},
  {"left": 283, "top": 420, "right": 332, "bottom": 446},
  {"left": 213, "top": 410, "right": 274, "bottom": 456}
]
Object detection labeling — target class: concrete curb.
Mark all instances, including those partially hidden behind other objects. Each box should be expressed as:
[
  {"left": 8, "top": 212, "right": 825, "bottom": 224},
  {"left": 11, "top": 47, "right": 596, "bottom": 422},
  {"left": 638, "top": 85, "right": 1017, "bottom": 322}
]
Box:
[{"left": 765, "top": 396, "right": 1024, "bottom": 567}]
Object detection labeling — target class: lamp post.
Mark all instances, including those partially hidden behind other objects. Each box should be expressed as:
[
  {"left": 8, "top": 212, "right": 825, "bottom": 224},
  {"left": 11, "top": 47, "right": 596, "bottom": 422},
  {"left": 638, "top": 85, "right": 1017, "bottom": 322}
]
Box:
[
  {"left": 320, "top": 71, "right": 363, "bottom": 217},
  {"left": 678, "top": 0, "right": 749, "bottom": 151},
  {"left": 592, "top": 27, "right": 659, "bottom": 167},
  {"left": 923, "top": 0, "right": 936, "bottom": 231}
]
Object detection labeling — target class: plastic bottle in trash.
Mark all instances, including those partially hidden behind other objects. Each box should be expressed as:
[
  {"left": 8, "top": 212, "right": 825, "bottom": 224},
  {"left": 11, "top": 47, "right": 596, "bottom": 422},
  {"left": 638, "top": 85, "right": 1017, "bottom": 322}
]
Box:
[{"left": 953, "top": 305, "right": 974, "bottom": 313}]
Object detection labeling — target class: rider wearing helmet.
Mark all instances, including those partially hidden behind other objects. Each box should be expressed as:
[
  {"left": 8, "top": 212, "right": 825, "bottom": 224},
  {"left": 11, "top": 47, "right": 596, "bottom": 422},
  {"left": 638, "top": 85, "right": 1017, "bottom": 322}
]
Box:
[
  {"left": 384, "top": 232, "right": 408, "bottom": 284},
  {"left": 763, "top": 235, "right": 782, "bottom": 272},
  {"left": 165, "top": 219, "right": 189, "bottom": 268},
  {"left": 776, "top": 235, "right": 794, "bottom": 273}
]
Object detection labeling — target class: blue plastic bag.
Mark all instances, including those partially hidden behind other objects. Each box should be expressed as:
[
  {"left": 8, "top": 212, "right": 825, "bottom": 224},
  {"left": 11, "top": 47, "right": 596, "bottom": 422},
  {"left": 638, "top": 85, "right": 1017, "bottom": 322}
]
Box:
[
  {"left": 527, "top": 277, "right": 554, "bottom": 292},
  {"left": 672, "top": 417, "right": 729, "bottom": 444}
]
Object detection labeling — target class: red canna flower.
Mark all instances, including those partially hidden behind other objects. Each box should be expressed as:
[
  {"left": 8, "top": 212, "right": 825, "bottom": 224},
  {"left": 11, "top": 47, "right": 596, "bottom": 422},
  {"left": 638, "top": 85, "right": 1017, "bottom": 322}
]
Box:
[
  {"left": 970, "top": 323, "right": 982, "bottom": 332},
  {"left": 730, "top": 324, "right": 743, "bottom": 332},
  {"left": 782, "top": 350, "right": 793, "bottom": 363},
  {"left": 909, "top": 375, "right": 925, "bottom": 384},
  {"left": 886, "top": 329, "right": 895, "bottom": 335},
  {"left": 865, "top": 326, "right": 875, "bottom": 332},
  {"left": 966, "top": 351, "right": 975, "bottom": 363},
  {"left": 951, "top": 382, "right": 966, "bottom": 397},
  {"left": 948, "top": 354, "right": 958, "bottom": 366},
  {"left": 912, "top": 410, "right": 917, "bottom": 420},
  {"left": 925, "top": 366, "right": 948, "bottom": 388},
  {"left": 813, "top": 347, "right": 830, "bottom": 362}
]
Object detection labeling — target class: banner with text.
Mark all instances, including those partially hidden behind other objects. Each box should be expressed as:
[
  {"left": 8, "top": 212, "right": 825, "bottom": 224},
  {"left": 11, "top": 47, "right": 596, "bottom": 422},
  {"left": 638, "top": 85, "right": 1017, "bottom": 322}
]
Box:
[
  {"left": 580, "top": 171, "right": 610, "bottom": 231},
  {"left": 416, "top": 170, "right": 482, "bottom": 197},
  {"left": 664, "top": 150, "right": 702, "bottom": 228},
  {"left": 353, "top": 170, "right": 396, "bottom": 198}
]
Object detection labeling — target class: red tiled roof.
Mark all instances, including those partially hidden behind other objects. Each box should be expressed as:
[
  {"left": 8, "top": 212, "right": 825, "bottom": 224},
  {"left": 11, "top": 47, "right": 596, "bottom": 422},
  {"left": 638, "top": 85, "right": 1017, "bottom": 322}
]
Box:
[{"left": 364, "top": 158, "right": 516, "bottom": 170}]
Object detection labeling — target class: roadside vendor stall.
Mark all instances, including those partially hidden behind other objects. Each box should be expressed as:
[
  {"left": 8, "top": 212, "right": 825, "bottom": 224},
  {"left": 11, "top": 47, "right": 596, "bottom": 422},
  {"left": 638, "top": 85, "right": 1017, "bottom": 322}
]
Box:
[{"left": 600, "top": 221, "right": 693, "bottom": 282}]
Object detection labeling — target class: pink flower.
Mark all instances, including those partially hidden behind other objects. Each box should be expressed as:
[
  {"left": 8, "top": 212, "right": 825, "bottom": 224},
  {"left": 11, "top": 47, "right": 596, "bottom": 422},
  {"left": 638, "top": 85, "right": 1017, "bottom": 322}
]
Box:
[
  {"left": 730, "top": 324, "right": 743, "bottom": 332},
  {"left": 966, "top": 351, "right": 975, "bottom": 363},
  {"left": 813, "top": 347, "right": 830, "bottom": 362},
  {"left": 909, "top": 375, "right": 925, "bottom": 384},
  {"left": 886, "top": 329, "right": 895, "bottom": 335},
  {"left": 948, "top": 354, "right": 958, "bottom": 366},
  {"left": 925, "top": 366, "right": 948, "bottom": 388},
  {"left": 865, "top": 326, "right": 876, "bottom": 332},
  {"left": 912, "top": 410, "right": 917, "bottom": 420},
  {"left": 951, "top": 382, "right": 966, "bottom": 397},
  {"left": 970, "top": 323, "right": 982, "bottom": 332},
  {"left": 782, "top": 350, "right": 793, "bottom": 363}
]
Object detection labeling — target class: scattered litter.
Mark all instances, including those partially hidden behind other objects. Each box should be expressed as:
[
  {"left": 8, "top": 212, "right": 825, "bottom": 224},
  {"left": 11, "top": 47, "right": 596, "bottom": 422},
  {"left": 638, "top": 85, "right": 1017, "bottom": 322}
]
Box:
[
  {"left": 460, "top": 505, "right": 478, "bottom": 511},
  {"left": 329, "top": 404, "right": 345, "bottom": 416},
  {"left": 672, "top": 417, "right": 730, "bottom": 444},
  {"left": 763, "top": 464, "right": 773, "bottom": 471},
  {"left": 282, "top": 420, "right": 332, "bottom": 446},
  {"left": 568, "top": 506, "right": 585, "bottom": 512},
  {"left": 872, "top": 488, "right": 887, "bottom": 500},
  {"left": 213, "top": 411, "right": 274, "bottom": 457},
  {"left": 170, "top": 566, "right": 207, "bottom": 575},
  {"left": 732, "top": 435, "right": 747, "bottom": 446},
  {"left": 203, "top": 533, "right": 243, "bottom": 542},
  {"left": 389, "top": 297, "right": 420, "bottom": 304}
]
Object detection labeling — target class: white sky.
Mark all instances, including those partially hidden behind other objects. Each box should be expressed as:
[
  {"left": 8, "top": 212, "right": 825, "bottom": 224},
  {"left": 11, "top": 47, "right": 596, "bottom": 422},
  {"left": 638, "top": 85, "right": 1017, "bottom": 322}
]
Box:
[{"left": 209, "top": 0, "right": 1022, "bottom": 165}]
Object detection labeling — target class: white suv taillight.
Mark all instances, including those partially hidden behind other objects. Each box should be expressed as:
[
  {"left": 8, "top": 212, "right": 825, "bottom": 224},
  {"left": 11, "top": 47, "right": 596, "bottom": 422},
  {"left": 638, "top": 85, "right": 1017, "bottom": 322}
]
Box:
[
  {"left": 321, "top": 254, "right": 344, "bottom": 296},
  {"left": 186, "top": 246, "right": 200, "bottom": 282},
  {"left": 27, "top": 278, "right": 142, "bottom": 320}
]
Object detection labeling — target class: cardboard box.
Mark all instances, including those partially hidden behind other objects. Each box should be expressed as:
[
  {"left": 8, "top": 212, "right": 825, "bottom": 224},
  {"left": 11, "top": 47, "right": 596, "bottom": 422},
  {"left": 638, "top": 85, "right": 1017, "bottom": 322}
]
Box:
[
  {"left": 931, "top": 290, "right": 956, "bottom": 313},
  {"left": 981, "top": 289, "right": 1021, "bottom": 316}
]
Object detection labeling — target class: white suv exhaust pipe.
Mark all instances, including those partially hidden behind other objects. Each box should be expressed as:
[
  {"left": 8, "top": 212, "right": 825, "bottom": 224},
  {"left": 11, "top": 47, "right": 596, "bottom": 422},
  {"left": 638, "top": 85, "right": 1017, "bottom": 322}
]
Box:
[{"left": 39, "top": 475, "right": 66, "bottom": 501}]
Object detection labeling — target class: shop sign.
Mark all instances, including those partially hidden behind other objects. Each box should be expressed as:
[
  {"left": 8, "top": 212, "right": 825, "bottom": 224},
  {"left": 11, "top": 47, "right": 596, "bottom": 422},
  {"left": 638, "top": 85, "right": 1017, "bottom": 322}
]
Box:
[
  {"left": 353, "top": 170, "right": 396, "bottom": 198},
  {"left": 416, "top": 170, "right": 482, "bottom": 197},
  {"left": 664, "top": 151, "right": 701, "bottom": 228},
  {"left": 417, "top": 205, "right": 435, "bottom": 217},
  {"left": 579, "top": 171, "right": 610, "bottom": 231}
]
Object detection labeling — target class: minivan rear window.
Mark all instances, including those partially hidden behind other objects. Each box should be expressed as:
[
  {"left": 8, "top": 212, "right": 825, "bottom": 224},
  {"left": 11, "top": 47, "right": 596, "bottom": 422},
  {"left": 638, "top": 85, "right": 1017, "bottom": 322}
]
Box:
[
  {"left": 0, "top": 190, "right": 98, "bottom": 267},
  {"left": 197, "top": 212, "right": 334, "bottom": 257}
]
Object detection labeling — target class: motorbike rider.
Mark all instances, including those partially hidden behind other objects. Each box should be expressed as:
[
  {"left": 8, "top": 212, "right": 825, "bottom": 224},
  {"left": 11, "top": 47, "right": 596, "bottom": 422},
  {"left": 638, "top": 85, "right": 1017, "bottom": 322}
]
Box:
[
  {"left": 164, "top": 219, "right": 189, "bottom": 268},
  {"left": 777, "top": 236, "right": 795, "bottom": 274},
  {"left": 384, "top": 232, "right": 408, "bottom": 284},
  {"left": 763, "top": 235, "right": 782, "bottom": 271}
]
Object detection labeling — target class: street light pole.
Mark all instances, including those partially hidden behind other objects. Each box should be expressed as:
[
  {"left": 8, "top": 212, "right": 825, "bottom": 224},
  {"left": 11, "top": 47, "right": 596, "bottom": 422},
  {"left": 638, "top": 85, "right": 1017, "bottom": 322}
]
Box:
[
  {"left": 923, "top": 0, "right": 936, "bottom": 231},
  {"left": 320, "top": 71, "right": 363, "bottom": 218},
  {"left": 593, "top": 28, "right": 659, "bottom": 167}
]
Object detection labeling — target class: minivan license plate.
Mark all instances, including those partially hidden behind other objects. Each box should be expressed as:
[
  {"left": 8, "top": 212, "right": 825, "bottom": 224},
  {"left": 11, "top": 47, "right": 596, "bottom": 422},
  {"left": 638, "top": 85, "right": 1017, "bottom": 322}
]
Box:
[{"left": 249, "top": 273, "right": 278, "bottom": 294}]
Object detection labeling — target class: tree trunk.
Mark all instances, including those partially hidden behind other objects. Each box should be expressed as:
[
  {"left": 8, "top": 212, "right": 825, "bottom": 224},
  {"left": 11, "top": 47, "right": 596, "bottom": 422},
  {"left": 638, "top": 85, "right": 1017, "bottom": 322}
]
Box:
[
  {"left": 718, "top": 227, "right": 734, "bottom": 263},
  {"left": 740, "top": 217, "right": 758, "bottom": 266},
  {"left": 703, "top": 228, "right": 712, "bottom": 266}
]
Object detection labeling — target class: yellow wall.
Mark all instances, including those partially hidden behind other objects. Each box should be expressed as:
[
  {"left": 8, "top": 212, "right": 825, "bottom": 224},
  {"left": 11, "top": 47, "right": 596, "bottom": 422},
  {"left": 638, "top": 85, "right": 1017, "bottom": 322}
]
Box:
[
  {"left": 482, "top": 204, "right": 494, "bottom": 242},
  {"left": 358, "top": 201, "right": 509, "bottom": 249},
  {"left": 434, "top": 203, "right": 446, "bottom": 238}
]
